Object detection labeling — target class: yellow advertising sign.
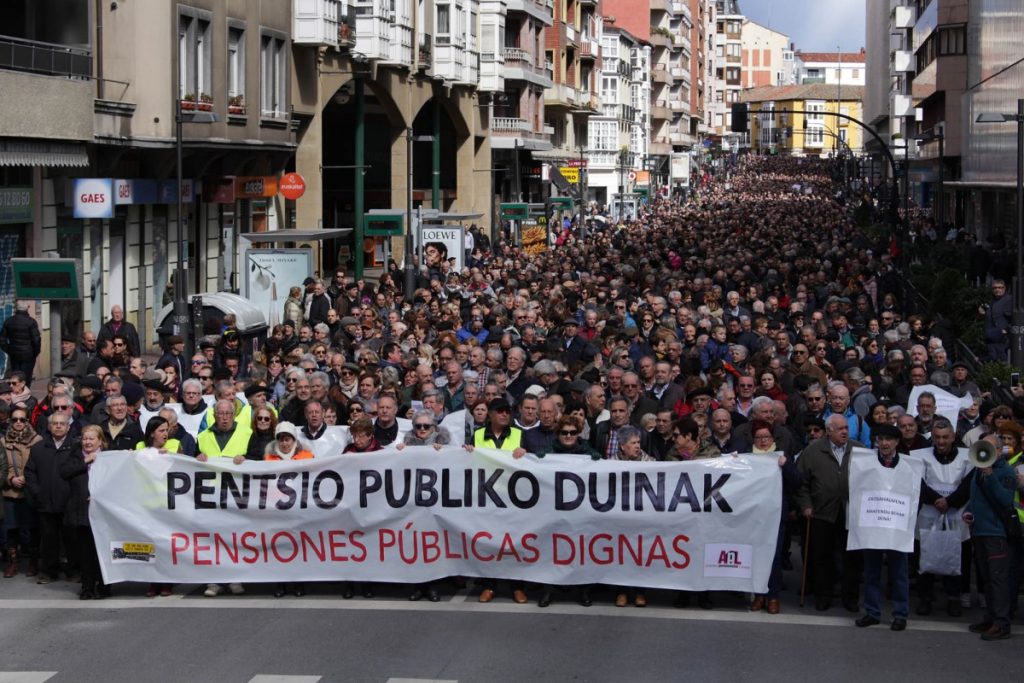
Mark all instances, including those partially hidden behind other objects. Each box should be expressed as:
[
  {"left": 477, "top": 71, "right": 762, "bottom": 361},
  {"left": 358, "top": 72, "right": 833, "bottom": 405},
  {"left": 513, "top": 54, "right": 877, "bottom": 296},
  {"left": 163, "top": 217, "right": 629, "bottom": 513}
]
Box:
[{"left": 559, "top": 167, "right": 580, "bottom": 184}]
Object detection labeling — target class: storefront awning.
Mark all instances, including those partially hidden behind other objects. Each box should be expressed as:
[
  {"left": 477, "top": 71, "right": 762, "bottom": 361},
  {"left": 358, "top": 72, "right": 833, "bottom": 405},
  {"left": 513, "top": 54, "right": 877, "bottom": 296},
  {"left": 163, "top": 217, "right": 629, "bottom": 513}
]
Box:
[
  {"left": 0, "top": 140, "right": 89, "bottom": 167},
  {"left": 240, "top": 228, "right": 352, "bottom": 242}
]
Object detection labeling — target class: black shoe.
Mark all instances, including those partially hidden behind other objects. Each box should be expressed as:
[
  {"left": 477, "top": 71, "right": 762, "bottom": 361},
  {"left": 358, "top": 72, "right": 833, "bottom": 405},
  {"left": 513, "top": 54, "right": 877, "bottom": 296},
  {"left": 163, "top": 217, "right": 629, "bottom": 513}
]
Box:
[
  {"left": 293, "top": 584, "right": 305, "bottom": 598},
  {"left": 970, "top": 621, "right": 994, "bottom": 634},
  {"left": 981, "top": 624, "right": 1012, "bottom": 641},
  {"left": 916, "top": 599, "right": 932, "bottom": 616},
  {"left": 78, "top": 589, "right": 94, "bottom": 601},
  {"left": 947, "top": 598, "right": 963, "bottom": 618},
  {"left": 891, "top": 618, "right": 907, "bottom": 631},
  {"left": 408, "top": 589, "right": 424, "bottom": 602},
  {"left": 274, "top": 584, "right": 287, "bottom": 598},
  {"left": 843, "top": 599, "right": 859, "bottom": 613},
  {"left": 855, "top": 614, "right": 880, "bottom": 628},
  {"left": 578, "top": 589, "right": 592, "bottom": 607},
  {"left": 427, "top": 588, "right": 440, "bottom": 602},
  {"left": 96, "top": 584, "right": 111, "bottom": 599},
  {"left": 538, "top": 591, "right": 552, "bottom": 608},
  {"left": 362, "top": 586, "right": 374, "bottom": 599},
  {"left": 815, "top": 598, "right": 832, "bottom": 611},
  {"left": 674, "top": 593, "right": 692, "bottom": 609},
  {"left": 698, "top": 593, "right": 713, "bottom": 610}
]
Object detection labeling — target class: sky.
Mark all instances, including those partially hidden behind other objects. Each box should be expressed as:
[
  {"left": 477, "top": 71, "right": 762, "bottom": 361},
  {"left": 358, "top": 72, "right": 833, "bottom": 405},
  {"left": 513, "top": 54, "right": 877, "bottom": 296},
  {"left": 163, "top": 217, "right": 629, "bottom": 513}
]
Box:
[{"left": 738, "top": 0, "right": 866, "bottom": 53}]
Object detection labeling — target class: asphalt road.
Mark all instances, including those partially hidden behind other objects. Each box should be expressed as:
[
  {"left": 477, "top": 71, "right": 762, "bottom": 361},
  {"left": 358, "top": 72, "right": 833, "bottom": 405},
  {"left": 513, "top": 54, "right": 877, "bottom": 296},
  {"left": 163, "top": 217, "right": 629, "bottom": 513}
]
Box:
[{"left": 0, "top": 576, "right": 1017, "bottom": 683}]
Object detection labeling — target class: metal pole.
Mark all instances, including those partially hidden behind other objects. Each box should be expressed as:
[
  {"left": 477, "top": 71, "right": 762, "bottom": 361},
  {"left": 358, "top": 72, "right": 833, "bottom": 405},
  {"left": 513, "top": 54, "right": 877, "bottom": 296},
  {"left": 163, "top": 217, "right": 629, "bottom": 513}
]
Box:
[
  {"left": 353, "top": 77, "right": 365, "bottom": 279},
  {"left": 579, "top": 146, "right": 586, "bottom": 241},
  {"left": 1012, "top": 98, "right": 1024, "bottom": 369},
  {"left": 432, "top": 98, "right": 441, "bottom": 210},
  {"left": 937, "top": 132, "right": 944, "bottom": 227},
  {"left": 173, "top": 97, "right": 190, "bottom": 358},
  {"left": 404, "top": 128, "right": 416, "bottom": 302}
]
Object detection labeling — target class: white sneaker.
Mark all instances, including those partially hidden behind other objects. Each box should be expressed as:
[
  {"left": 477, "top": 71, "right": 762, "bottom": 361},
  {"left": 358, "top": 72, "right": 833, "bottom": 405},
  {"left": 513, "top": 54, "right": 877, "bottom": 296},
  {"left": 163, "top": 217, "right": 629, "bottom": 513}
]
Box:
[
  {"left": 961, "top": 594, "right": 972, "bottom": 608},
  {"left": 204, "top": 583, "right": 222, "bottom": 597},
  {"left": 228, "top": 583, "right": 245, "bottom": 595}
]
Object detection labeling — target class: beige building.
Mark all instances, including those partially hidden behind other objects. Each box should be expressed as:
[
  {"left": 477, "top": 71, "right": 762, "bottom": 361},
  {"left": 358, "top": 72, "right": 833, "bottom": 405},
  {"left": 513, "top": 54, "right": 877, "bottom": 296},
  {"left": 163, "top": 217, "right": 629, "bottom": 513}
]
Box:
[{"left": 740, "top": 19, "right": 791, "bottom": 89}]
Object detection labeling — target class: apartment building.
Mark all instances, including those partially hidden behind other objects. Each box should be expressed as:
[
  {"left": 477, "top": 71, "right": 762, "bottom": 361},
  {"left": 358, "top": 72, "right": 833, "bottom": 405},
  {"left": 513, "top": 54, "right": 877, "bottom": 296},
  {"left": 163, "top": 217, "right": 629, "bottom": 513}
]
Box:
[
  {"left": 709, "top": 0, "right": 743, "bottom": 139},
  {"left": 740, "top": 84, "right": 865, "bottom": 158},
  {"left": 740, "top": 19, "right": 791, "bottom": 88}
]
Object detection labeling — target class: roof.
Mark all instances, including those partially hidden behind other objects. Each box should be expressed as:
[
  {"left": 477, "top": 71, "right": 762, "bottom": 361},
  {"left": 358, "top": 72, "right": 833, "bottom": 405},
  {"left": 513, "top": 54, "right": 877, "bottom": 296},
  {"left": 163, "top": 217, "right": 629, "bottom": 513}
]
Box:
[
  {"left": 739, "top": 83, "right": 865, "bottom": 104},
  {"left": 796, "top": 50, "right": 866, "bottom": 64}
]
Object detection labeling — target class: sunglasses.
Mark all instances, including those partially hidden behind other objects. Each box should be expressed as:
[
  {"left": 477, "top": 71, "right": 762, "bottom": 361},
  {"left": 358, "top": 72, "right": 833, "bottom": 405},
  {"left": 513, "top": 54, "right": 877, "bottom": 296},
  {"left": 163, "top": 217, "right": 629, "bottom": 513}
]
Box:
[
  {"left": 10, "top": 417, "right": 28, "bottom": 424},
  {"left": 52, "top": 405, "right": 70, "bottom": 411},
  {"left": 256, "top": 416, "right": 273, "bottom": 422},
  {"left": 192, "top": 360, "right": 205, "bottom": 365},
  {"left": 559, "top": 430, "right": 579, "bottom": 436},
  {"left": 199, "top": 375, "right": 212, "bottom": 380},
  {"left": 413, "top": 423, "right": 433, "bottom": 431}
]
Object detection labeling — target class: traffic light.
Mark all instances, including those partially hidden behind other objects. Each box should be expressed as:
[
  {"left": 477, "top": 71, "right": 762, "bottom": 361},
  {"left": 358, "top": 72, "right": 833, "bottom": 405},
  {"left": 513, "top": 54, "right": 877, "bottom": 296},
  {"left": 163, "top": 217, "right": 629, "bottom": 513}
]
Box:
[{"left": 731, "top": 103, "right": 748, "bottom": 133}]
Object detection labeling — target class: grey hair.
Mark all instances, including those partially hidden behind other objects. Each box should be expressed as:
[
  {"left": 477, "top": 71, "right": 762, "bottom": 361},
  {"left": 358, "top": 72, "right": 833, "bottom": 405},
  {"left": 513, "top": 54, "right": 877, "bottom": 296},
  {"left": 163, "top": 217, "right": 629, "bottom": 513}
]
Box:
[
  {"left": 412, "top": 409, "right": 437, "bottom": 425},
  {"left": 181, "top": 378, "right": 202, "bottom": 394},
  {"left": 615, "top": 425, "right": 643, "bottom": 443}
]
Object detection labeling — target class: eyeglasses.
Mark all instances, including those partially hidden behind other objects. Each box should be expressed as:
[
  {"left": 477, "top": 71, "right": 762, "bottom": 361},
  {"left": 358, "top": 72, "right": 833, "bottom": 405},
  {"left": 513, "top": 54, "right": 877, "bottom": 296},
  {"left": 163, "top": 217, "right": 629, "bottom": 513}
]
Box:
[
  {"left": 341, "top": 370, "right": 355, "bottom": 376},
  {"left": 113, "top": 341, "right": 125, "bottom": 347},
  {"left": 10, "top": 417, "right": 28, "bottom": 424},
  {"left": 622, "top": 383, "right": 639, "bottom": 388},
  {"left": 256, "top": 416, "right": 273, "bottom": 423},
  {"left": 192, "top": 360, "right": 204, "bottom": 365},
  {"left": 792, "top": 350, "right": 807, "bottom": 355},
  {"left": 559, "top": 430, "right": 579, "bottom": 436},
  {"left": 199, "top": 375, "right": 212, "bottom": 381},
  {"left": 413, "top": 423, "right": 433, "bottom": 431},
  {"left": 52, "top": 405, "right": 70, "bottom": 411}
]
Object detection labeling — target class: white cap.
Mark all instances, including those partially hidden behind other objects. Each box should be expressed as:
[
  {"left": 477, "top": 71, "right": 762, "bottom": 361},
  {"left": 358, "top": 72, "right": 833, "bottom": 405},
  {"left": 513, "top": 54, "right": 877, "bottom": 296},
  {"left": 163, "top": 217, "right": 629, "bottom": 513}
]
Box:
[
  {"left": 524, "top": 384, "right": 546, "bottom": 398},
  {"left": 275, "top": 421, "right": 298, "bottom": 439}
]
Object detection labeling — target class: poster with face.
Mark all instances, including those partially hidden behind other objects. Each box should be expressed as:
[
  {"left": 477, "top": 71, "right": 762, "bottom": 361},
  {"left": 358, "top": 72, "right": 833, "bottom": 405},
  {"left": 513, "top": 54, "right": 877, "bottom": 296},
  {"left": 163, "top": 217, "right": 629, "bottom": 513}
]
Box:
[
  {"left": 243, "top": 249, "right": 313, "bottom": 328},
  {"left": 420, "top": 226, "right": 464, "bottom": 272}
]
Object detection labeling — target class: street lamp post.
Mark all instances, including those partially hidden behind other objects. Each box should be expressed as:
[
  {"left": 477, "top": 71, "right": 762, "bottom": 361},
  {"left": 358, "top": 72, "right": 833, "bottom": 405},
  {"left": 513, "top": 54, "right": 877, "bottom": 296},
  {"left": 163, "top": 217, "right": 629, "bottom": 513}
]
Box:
[
  {"left": 174, "top": 97, "right": 189, "bottom": 357},
  {"left": 405, "top": 131, "right": 435, "bottom": 302},
  {"left": 977, "top": 99, "right": 1024, "bottom": 367}
]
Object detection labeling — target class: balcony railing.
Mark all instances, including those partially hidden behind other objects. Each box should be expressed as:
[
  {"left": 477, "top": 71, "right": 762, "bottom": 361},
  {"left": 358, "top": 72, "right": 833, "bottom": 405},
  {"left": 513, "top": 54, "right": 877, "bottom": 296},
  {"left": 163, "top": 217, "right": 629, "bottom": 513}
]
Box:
[
  {"left": 490, "top": 116, "right": 551, "bottom": 142},
  {"left": 502, "top": 46, "right": 531, "bottom": 65},
  {"left": 0, "top": 35, "right": 91, "bottom": 79}
]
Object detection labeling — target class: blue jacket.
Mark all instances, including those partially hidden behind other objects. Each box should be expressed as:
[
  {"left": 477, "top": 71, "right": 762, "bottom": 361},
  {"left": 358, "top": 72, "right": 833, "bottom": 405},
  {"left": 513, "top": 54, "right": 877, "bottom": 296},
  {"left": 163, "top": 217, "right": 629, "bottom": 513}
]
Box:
[
  {"left": 966, "top": 459, "right": 1016, "bottom": 538},
  {"left": 456, "top": 324, "right": 488, "bottom": 344},
  {"left": 824, "top": 406, "right": 871, "bottom": 446},
  {"left": 699, "top": 338, "right": 733, "bottom": 371}
]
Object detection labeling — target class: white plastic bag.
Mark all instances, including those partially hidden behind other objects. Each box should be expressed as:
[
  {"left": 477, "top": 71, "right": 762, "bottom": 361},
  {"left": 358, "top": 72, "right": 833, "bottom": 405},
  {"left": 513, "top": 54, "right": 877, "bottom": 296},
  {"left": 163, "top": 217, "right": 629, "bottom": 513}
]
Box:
[{"left": 919, "top": 512, "right": 962, "bottom": 576}]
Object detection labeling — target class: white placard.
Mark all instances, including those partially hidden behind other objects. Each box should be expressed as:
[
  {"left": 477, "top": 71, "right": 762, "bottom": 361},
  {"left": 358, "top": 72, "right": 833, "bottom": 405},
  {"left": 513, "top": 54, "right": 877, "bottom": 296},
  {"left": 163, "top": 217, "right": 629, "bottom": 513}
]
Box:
[{"left": 73, "top": 178, "right": 114, "bottom": 218}]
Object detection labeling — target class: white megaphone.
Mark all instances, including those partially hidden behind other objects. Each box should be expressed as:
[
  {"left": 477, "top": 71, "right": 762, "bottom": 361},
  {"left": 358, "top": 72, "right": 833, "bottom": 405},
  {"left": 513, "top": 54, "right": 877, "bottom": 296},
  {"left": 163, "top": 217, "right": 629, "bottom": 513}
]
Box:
[{"left": 968, "top": 440, "right": 998, "bottom": 469}]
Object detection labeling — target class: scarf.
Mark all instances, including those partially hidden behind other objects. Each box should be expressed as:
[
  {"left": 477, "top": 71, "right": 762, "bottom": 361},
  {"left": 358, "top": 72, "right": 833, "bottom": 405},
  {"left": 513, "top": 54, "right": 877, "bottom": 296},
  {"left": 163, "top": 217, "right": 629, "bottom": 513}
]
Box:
[
  {"left": 276, "top": 439, "right": 298, "bottom": 459},
  {"left": 9, "top": 388, "right": 32, "bottom": 407}
]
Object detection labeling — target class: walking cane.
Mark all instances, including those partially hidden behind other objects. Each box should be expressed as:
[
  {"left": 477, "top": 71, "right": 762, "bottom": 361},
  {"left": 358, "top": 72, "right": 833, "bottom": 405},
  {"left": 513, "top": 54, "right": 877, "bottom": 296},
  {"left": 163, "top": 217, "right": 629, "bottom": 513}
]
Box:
[{"left": 799, "top": 515, "right": 811, "bottom": 607}]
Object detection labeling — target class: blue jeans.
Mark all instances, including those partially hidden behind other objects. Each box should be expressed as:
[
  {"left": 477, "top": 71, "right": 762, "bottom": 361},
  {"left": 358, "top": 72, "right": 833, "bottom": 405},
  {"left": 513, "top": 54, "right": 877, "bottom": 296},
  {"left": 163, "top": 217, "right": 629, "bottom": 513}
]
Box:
[{"left": 863, "top": 549, "right": 909, "bottom": 620}]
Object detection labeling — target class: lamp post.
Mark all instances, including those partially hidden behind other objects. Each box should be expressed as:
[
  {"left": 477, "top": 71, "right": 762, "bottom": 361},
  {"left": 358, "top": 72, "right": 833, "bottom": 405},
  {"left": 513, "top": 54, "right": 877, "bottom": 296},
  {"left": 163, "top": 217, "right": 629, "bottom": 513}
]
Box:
[
  {"left": 405, "top": 131, "right": 435, "bottom": 302},
  {"left": 977, "top": 99, "right": 1024, "bottom": 367},
  {"left": 174, "top": 97, "right": 188, "bottom": 357}
]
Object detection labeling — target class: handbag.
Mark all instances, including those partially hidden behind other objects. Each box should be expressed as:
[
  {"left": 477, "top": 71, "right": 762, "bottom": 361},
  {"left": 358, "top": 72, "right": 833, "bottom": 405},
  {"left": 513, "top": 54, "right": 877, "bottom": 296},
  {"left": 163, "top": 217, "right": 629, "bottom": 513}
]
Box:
[{"left": 919, "top": 512, "right": 962, "bottom": 576}]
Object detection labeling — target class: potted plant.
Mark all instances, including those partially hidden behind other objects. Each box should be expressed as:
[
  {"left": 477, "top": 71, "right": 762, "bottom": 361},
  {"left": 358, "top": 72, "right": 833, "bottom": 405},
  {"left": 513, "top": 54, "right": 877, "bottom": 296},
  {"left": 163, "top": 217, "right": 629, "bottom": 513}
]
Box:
[
  {"left": 228, "top": 94, "right": 246, "bottom": 115},
  {"left": 197, "top": 92, "right": 213, "bottom": 112},
  {"left": 181, "top": 93, "right": 197, "bottom": 111}
]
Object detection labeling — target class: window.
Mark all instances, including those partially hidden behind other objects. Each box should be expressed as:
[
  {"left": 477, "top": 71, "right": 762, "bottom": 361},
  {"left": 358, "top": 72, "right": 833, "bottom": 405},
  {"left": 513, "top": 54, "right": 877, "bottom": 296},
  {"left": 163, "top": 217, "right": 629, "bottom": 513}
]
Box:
[
  {"left": 805, "top": 100, "right": 825, "bottom": 121},
  {"left": 261, "top": 32, "right": 287, "bottom": 118},
  {"left": 437, "top": 2, "right": 450, "bottom": 43},
  {"left": 852, "top": 68, "right": 860, "bottom": 79},
  {"left": 179, "top": 10, "right": 212, "bottom": 102},
  {"left": 805, "top": 127, "right": 823, "bottom": 145},
  {"left": 937, "top": 25, "right": 966, "bottom": 56},
  {"left": 227, "top": 24, "right": 245, "bottom": 101}
]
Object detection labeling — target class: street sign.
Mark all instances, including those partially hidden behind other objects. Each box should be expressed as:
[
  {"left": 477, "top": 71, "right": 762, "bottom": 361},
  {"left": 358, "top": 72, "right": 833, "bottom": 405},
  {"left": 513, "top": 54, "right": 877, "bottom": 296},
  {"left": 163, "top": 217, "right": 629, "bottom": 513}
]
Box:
[
  {"left": 627, "top": 171, "right": 637, "bottom": 181},
  {"left": 559, "top": 167, "right": 580, "bottom": 184},
  {"left": 549, "top": 196, "right": 574, "bottom": 210},
  {"left": 499, "top": 203, "right": 529, "bottom": 220},
  {"left": 364, "top": 213, "right": 403, "bottom": 236},
  {"left": 279, "top": 173, "right": 306, "bottom": 200},
  {"left": 12, "top": 258, "right": 81, "bottom": 300}
]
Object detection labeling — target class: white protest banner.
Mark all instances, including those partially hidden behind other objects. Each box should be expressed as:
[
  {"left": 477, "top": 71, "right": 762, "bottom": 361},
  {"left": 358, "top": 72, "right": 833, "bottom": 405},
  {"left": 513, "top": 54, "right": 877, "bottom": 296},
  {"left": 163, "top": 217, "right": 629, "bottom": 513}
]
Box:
[
  {"left": 89, "top": 449, "right": 781, "bottom": 592},
  {"left": 907, "top": 384, "right": 972, "bottom": 428},
  {"left": 847, "top": 448, "right": 923, "bottom": 552}
]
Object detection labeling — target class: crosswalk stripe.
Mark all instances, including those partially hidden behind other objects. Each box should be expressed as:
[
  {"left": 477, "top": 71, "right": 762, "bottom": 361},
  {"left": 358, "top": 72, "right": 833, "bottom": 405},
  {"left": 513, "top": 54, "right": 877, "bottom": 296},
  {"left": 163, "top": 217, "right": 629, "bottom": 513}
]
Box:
[
  {"left": 387, "top": 679, "right": 458, "bottom": 683},
  {"left": 0, "top": 674, "right": 58, "bottom": 683},
  {"left": 248, "top": 676, "right": 322, "bottom": 683}
]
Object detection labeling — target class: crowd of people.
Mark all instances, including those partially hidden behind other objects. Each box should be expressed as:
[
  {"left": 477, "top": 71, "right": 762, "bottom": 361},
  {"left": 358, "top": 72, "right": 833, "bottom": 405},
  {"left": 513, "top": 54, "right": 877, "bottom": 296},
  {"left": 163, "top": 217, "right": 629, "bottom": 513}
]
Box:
[{"left": 3, "top": 155, "right": 1022, "bottom": 640}]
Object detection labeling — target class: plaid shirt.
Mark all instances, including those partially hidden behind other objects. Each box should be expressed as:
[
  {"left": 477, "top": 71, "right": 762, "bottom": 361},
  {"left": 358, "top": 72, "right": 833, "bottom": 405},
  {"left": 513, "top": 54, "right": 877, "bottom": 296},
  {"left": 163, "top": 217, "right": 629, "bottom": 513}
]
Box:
[
  {"left": 473, "top": 366, "right": 491, "bottom": 391},
  {"left": 605, "top": 429, "right": 620, "bottom": 460}
]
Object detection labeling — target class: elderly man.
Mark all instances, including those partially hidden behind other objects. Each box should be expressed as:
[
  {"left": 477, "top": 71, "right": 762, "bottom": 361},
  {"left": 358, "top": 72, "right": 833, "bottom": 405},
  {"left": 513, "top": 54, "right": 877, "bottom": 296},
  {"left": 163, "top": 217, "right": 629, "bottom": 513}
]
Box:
[
  {"left": 373, "top": 394, "right": 400, "bottom": 446},
  {"left": 98, "top": 394, "right": 144, "bottom": 450},
  {"left": 915, "top": 391, "right": 938, "bottom": 439},
  {"left": 796, "top": 414, "right": 865, "bottom": 612},
  {"left": 96, "top": 305, "right": 141, "bottom": 358},
  {"left": 159, "top": 407, "right": 197, "bottom": 457},
  {"left": 620, "top": 371, "right": 659, "bottom": 427},
  {"left": 824, "top": 383, "right": 871, "bottom": 445},
  {"left": 522, "top": 397, "right": 559, "bottom": 454},
  {"left": 197, "top": 399, "right": 252, "bottom": 462}
]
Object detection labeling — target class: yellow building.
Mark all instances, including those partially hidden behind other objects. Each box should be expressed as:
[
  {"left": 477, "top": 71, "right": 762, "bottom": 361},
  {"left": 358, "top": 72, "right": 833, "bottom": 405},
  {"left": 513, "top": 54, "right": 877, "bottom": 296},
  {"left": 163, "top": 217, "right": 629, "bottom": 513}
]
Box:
[{"left": 739, "top": 84, "right": 865, "bottom": 157}]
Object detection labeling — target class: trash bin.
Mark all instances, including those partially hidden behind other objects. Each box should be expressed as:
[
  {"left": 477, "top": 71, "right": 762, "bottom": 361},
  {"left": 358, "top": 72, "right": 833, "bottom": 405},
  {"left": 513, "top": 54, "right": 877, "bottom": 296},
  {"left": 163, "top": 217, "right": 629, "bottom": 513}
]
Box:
[{"left": 155, "top": 292, "right": 268, "bottom": 355}]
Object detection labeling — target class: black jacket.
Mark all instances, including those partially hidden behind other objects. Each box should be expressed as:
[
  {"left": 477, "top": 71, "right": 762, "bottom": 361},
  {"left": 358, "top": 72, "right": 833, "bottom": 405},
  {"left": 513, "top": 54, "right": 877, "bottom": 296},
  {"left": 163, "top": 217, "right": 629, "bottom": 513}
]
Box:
[
  {"left": 100, "top": 418, "right": 144, "bottom": 451},
  {"left": 58, "top": 447, "right": 91, "bottom": 527},
  {"left": 0, "top": 310, "right": 41, "bottom": 361},
  {"left": 308, "top": 293, "right": 332, "bottom": 327},
  {"left": 97, "top": 319, "right": 141, "bottom": 358},
  {"left": 25, "top": 435, "right": 74, "bottom": 514}
]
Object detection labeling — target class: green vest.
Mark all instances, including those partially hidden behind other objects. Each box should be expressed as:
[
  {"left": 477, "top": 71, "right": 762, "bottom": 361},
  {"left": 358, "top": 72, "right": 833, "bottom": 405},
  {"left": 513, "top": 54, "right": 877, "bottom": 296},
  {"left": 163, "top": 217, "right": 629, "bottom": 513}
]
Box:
[
  {"left": 1009, "top": 452, "right": 1023, "bottom": 522},
  {"left": 473, "top": 426, "right": 523, "bottom": 451},
  {"left": 197, "top": 423, "right": 252, "bottom": 458}
]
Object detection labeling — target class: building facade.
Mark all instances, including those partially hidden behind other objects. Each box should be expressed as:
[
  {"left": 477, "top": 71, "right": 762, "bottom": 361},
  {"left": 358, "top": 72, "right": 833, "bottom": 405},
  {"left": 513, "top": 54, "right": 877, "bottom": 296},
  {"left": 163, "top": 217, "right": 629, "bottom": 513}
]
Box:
[
  {"left": 740, "top": 84, "right": 865, "bottom": 158},
  {"left": 740, "top": 19, "right": 791, "bottom": 89}
]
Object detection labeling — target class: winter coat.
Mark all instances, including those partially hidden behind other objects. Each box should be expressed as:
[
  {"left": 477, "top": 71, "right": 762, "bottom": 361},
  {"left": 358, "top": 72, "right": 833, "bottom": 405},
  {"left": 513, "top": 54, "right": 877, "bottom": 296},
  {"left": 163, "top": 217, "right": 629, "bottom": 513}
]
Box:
[
  {"left": 0, "top": 426, "right": 42, "bottom": 500},
  {"left": 284, "top": 296, "right": 304, "bottom": 326},
  {"left": 97, "top": 318, "right": 141, "bottom": 358},
  {"left": 58, "top": 447, "right": 94, "bottom": 528},
  {"left": 0, "top": 310, "right": 41, "bottom": 362},
  {"left": 25, "top": 435, "right": 74, "bottom": 514}
]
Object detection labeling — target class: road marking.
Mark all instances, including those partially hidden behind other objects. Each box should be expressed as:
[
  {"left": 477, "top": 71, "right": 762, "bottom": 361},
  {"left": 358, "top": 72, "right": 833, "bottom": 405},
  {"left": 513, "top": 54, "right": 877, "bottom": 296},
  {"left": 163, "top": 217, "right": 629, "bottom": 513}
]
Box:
[
  {"left": 387, "top": 679, "right": 458, "bottom": 683},
  {"left": 0, "top": 596, "right": 974, "bottom": 633},
  {"left": 0, "top": 674, "right": 58, "bottom": 683},
  {"left": 248, "top": 677, "right": 321, "bottom": 683}
]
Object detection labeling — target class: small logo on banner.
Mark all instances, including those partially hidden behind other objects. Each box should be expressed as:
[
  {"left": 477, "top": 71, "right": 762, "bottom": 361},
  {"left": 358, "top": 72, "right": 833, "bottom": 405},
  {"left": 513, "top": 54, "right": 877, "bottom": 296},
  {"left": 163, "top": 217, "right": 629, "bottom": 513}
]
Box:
[
  {"left": 703, "top": 543, "right": 753, "bottom": 579},
  {"left": 111, "top": 541, "right": 156, "bottom": 563}
]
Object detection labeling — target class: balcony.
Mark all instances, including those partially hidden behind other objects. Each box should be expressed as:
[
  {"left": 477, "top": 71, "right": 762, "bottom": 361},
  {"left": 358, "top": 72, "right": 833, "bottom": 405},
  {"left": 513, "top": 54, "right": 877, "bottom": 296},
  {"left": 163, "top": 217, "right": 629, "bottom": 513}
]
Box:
[
  {"left": 0, "top": 34, "right": 91, "bottom": 80},
  {"left": 893, "top": 5, "right": 916, "bottom": 29},
  {"left": 649, "top": 31, "right": 672, "bottom": 49},
  {"left": 891, "top": 49, "right": 913, "bottom": 73},
  {"left": 891, "top": 93, "right": 913, "bottom": 117},
  {"left": 293, "top": 0, "right": 354, "bottom": 48},
  {"left": 489, "top": 116, "right": 552, "bottom": 150},
  {"left": 353, "top": 1, "right": 393, "bottom": 61},
  {"left": 506, "top": 0, "right": 554, "bottom": 26},
  {"left": 669, "top": 100, "right": 687, "bottom": 112},
  {"left": 671, "top": 66, "right": 687, "bottom": 78},
  {"left": 651, "top": 101, "right": 672, "bottom": 120},
  {"left": 650, "top": 0, "right": 670, "bottom": 11},
  {"left": 579, "top": 39, "right": 597, "bottom": 61},
  {"left": 671, "top": 1, "right": 687, "bottom": 14},
  {"left": 652, "top": 65, "right": 673, "bottom": 84},
  {"left": 501, "top": 46, "right": 553, "bottom": 88},
  {"left": 545, "top": 83, "right": 580, "bottom": 109}
]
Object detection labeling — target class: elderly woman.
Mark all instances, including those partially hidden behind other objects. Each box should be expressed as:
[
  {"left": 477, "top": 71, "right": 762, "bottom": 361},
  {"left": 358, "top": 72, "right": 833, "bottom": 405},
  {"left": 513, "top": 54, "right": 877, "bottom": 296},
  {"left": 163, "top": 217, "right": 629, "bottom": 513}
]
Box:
[
  {"left": 611, "top": 425, "right": 654, "bottom": 608},
  {"left": 396, "top": 410, "right": 451, "bottom": 451},
  {"left": 284, "top": 286, "right": 304, "bottom": 326},
  {"left": 747, "top": 420, "right": 800, "bottom": 615},
  {"left": 59, "top": 425, "right": 111, "bottom": 599}
]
